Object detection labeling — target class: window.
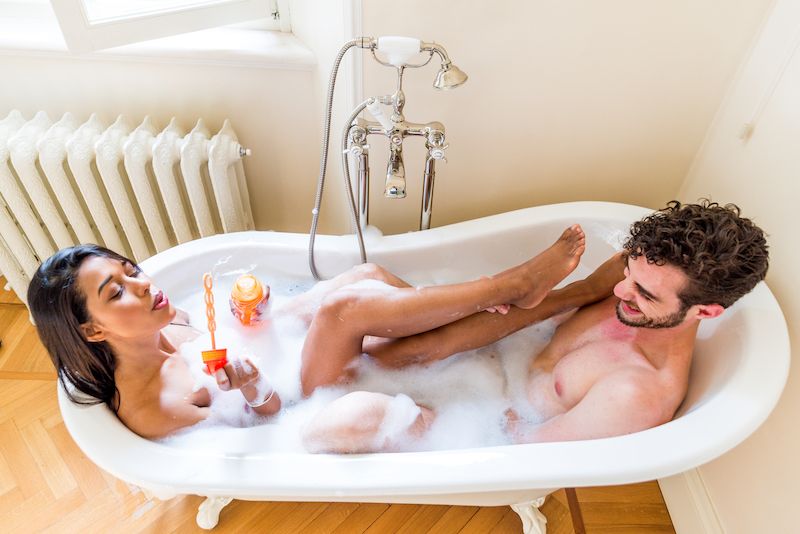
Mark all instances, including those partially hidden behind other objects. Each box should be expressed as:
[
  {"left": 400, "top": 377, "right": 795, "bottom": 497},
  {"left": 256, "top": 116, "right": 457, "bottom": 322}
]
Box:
[{"left": 49, "top": 0, "right": 291, "bottom": 53}]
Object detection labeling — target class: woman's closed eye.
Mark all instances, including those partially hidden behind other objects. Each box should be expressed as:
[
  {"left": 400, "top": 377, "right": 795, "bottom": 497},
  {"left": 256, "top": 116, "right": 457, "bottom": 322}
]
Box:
[
  {"left": 112, "top": 282, "right": 126, "bottom": 300},
  {"left": 110, "top": 266, "right": 142, "bottom": 300}
]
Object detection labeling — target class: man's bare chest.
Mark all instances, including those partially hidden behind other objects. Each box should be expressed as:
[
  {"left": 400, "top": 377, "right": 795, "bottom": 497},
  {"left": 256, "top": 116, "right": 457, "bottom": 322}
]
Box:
[{"left": 527, "top": 301, "right": 650, "bottom": 414}]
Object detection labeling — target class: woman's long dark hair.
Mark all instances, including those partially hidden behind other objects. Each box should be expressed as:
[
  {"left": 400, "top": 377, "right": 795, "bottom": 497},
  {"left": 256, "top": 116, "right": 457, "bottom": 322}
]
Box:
[{"left": 27, "top": 244, "right": 134, "bottom": 412}]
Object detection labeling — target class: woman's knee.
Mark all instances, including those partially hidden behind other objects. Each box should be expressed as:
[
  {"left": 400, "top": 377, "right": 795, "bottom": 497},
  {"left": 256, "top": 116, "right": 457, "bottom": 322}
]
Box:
[
  {"left": 317, "top": 289, "right": 361, "bottom": 324},
  {"left": 352, "top": 262, "right": 390, "bottom": 282},
  {"left": 301, "top": 392, "right": 389, "bottom": 453},
  {"left": 301, "top": 392, "right": 430, "bottom": 453}
]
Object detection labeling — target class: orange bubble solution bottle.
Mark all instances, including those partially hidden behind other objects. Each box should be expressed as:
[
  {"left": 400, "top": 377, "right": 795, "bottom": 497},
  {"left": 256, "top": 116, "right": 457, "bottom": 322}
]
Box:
[
  {"left": 229, "top": 274, "right": 269, "bottom": 326},
  {"left": 201, "top": 273, "right": 227, "bottom": 374}
]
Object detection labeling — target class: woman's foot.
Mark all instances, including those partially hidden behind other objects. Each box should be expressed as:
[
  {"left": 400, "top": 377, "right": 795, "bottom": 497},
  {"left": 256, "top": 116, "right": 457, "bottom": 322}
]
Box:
[{"left": 499, "top": 225, "right": 586, "bottom": 309}]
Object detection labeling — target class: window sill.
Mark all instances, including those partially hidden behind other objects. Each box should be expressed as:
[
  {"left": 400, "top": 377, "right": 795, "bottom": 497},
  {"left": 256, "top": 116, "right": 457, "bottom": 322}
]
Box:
[{"left": 0, "top": 16, "right": 315, "bottom": 70}]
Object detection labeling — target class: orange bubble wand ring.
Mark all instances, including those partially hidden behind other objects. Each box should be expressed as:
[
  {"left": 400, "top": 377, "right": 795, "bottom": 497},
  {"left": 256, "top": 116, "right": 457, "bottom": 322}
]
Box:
[{"left": 201, "top": 273, "right": 228, "bottom": 374}]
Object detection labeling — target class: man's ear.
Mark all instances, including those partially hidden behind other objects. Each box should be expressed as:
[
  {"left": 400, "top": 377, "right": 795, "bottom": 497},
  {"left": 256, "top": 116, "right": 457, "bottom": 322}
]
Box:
[
  {"left": 80, "top": 322, "right": 106, "bottom": 342},
  {"left": 694, "top": 303, "right": 725, "bottom": 320}
]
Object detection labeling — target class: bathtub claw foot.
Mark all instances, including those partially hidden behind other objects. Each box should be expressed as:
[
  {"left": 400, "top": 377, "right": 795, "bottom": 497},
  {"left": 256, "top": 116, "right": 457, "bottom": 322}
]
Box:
[
  {"left": 196, "top": 496, "right": 233, "bottom": 529},
  {"left": 510, "top": 497, "right": 547, "bottom": 534}
]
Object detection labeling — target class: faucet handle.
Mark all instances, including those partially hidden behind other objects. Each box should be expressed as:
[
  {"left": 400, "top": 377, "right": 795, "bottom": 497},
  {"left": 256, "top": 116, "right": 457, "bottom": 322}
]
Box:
[
  {"left": 344, "top": 143, "right": 369, "bottom": 157},
  {"left": 426, "top": 129, "right": 447, "bottom": 160},
  {"left": 429, "top": 143, "right": 449, "bottom": 161}
]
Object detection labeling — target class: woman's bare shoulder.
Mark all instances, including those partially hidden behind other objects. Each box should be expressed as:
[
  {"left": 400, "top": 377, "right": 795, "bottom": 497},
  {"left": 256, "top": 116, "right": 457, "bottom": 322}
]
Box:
[{"left": 119, "top": 394, "right": 209, "bottom": 440}]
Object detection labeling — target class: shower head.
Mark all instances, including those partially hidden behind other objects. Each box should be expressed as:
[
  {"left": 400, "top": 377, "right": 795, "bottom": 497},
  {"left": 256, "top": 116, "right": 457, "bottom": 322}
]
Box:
[
  {"left": 433, "top": 63, "right": 468, "bottom": 90},
  {"left": 368, "top": 37, "right": 468, "bottom": 90},
  {"left": 422, "top": 41, "right": 468, "bottom": 90}
]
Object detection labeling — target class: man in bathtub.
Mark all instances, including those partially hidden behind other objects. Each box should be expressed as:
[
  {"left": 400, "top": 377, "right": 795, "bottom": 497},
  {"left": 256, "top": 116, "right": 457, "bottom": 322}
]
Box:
[
  {"left": 303, "top": 200, "right": 769, "bottom": 450},
  {"left": 331, "top": 199, "right": 767, "bottom": 447}
]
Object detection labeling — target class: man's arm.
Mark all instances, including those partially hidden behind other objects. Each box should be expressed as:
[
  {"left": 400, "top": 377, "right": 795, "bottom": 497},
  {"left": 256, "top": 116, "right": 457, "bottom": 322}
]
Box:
[{"left": 508, "top": 370, "right": 671, "bottom": 443}]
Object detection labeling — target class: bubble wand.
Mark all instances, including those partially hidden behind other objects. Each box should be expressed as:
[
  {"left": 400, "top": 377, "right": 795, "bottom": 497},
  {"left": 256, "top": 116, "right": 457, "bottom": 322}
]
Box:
[{"left": 201, "top": 273, "right": 228, "bottom": 374}]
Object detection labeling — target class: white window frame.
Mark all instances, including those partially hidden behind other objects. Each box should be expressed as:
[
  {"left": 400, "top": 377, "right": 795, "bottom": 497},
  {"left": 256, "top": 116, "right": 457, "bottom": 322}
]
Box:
[{"left": 50, "top": 0, "right": 291, "bottom": 54}]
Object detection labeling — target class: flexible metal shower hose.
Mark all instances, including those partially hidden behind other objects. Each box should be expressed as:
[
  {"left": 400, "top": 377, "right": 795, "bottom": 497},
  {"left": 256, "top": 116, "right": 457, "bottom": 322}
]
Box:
[{"left": 308, "top": 39, "right": 369, "bottom": 280}]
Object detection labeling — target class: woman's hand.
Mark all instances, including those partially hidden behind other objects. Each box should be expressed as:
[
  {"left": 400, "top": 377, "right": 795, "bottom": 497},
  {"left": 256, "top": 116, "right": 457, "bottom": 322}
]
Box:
[
  {"left": 214, "top": 357, "right": 260, "bottom": 391},
  {"left": 213, "top": 357, "right": 281, "bottom": 416}
]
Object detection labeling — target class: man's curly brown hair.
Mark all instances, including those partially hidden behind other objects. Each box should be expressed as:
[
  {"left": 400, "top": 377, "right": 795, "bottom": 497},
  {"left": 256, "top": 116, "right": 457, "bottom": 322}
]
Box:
[{"left": 623, "top": 200, "right": 769, "bottom": 308}]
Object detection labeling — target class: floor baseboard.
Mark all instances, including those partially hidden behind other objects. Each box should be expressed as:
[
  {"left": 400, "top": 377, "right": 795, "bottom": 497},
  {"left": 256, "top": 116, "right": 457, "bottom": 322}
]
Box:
[{"left": 658, "top": 469, "right": 724, "bottom": 534}]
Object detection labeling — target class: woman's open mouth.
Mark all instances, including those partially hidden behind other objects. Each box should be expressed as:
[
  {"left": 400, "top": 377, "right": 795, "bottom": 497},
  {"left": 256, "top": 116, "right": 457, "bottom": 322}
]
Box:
[{"left": 152, "top": 290, "right": 169, "bottom": 311}]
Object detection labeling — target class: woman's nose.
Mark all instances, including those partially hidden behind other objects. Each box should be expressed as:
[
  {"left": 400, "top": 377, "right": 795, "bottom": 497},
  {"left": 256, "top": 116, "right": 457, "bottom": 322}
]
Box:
[{"left": 131, "top": 275, "right": 151, "bottom": 295}]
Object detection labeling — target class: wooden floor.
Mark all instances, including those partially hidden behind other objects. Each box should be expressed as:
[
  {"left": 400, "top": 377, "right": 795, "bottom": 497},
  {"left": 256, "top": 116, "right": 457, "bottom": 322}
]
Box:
[{"left": 0, "top": 277, "right": 675, "bottom": 533}]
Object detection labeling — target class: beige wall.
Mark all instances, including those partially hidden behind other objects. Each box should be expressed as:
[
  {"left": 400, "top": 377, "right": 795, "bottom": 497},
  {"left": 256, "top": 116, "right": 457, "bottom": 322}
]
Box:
[
  {"left": 289, "top": 0, "right": 355, "bottom": 235},
  {"left": 0, "top": 1, "right": 773, "bottom": 238},
  {"left": 0, "top": 53, "right": 321, "bottom": 233},
  {"left": 361, "top": 0, "right": 773, "bottom": 234},
  {"left": 679, "top": 0, "right": 798, "bottom": 531}
]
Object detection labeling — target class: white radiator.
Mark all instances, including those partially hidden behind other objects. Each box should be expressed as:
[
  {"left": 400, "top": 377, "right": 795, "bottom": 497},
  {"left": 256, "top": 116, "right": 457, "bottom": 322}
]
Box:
[{"left": 0, "top": 110, "right": 254, "bottom": 306}]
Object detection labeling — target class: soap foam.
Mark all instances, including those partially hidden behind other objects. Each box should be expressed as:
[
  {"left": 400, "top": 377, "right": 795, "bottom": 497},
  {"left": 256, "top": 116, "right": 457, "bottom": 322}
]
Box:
[{"left": 161, "top": 264, "right": 578, "bottom": 453}]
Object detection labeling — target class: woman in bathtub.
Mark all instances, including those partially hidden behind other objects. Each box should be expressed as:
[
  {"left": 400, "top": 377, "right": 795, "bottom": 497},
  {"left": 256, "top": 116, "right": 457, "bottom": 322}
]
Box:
[{"left": 27, "top": 225, "right": 616, "bottom": 450}]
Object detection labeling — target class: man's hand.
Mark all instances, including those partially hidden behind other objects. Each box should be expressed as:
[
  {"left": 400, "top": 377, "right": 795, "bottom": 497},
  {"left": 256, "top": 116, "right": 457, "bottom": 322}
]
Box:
[{"left": 504, "top": 408, "right": 519, "bottom": 430}]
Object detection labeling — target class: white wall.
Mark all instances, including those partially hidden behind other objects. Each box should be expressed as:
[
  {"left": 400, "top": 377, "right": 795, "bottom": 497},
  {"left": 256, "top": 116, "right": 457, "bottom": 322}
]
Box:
[
  {"left": 360, "top": 0, "right": 773, "bottom": 234},
  {"left": 678, "top": 1, "right": 799, "bottom": 531}
]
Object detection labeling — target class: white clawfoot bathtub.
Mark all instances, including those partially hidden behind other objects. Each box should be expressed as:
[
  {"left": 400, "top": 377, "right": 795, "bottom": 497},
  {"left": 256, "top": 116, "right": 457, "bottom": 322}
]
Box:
[{"left": 58, "top": 202, "right": 790, "bottom": 532}]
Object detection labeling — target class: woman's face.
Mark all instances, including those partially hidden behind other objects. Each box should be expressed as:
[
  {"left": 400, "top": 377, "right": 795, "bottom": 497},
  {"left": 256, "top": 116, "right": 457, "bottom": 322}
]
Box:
[{"left": 77, "top": 255, "right": 175, "bottom": 343}]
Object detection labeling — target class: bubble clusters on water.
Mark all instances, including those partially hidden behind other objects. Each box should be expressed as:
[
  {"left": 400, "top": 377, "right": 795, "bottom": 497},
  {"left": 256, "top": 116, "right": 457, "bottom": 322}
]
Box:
[{"left": 161, "top": 266, "right": 563, "bottom": 454}]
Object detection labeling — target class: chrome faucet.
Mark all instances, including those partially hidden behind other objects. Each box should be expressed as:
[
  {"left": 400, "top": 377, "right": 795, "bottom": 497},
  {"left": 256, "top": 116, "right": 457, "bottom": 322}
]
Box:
[
  {"left": 309, "top": 36, "right": 467, "bottom": 280},
  {"left": 346, "top": 37, "right": 466, "bottom": 231},
  {"left": 385, "top": 132, "right": 406, "bottom": 198}
]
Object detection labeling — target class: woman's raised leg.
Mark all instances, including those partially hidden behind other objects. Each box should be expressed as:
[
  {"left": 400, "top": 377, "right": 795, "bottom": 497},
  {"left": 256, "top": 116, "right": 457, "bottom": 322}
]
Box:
[
  {"left": 300, "top": 225, "right": 586, "bottom": 395},
  {"left": 364, "top": 252, "right": 627, "bottom": 367},
  {"left": 276, "top": 263, "right": 411, "bottom": 323}
]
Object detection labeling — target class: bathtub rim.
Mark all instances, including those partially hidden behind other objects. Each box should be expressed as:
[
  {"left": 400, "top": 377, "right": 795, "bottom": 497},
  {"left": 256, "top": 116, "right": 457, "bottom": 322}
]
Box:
[{"left": 56, "top": 200, "right": 791, "bottom": 502}]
